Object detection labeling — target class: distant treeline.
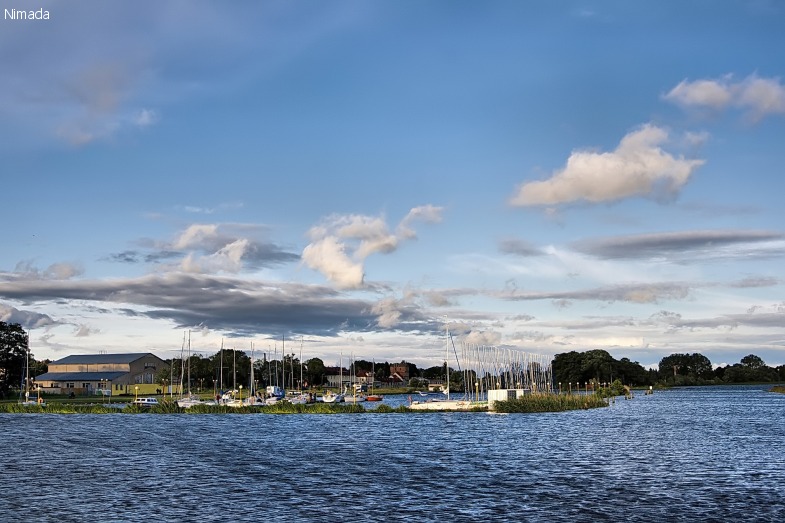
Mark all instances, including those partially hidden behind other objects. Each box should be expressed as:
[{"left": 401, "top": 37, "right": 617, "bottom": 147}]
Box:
[{"left": 553, "top": 349, "right": 785, "bottom": 387}]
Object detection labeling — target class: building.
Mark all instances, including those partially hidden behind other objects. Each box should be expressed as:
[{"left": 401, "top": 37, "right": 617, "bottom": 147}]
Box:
[
  {"left": 389, "top": 361, "right": 410, "bottom": 382},
  {"left": 34, "top": 353, "right": 169, "bottom": 396}
]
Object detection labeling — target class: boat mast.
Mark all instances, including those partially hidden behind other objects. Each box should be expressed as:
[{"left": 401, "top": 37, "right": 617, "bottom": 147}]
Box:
[
  {"left": 22, "top": 330, "right": 30, "bottom": 403},
  {"left": 299, "top": 336, "right": 304, "bottom": 392},
  {"left": 445, "top": 321, "right": 450, "bottom": 400},
  {"left": 179, "top": 331, "right": 186, "bottom": 397},
  {"left": 249, "top": 341, "right": 254, "bottom": 397},
  {"left": 187, "top": 330, "right": 191, "bottom": 395},
  {"left": 219, "top": 338, "right": 224, "bottom": 393}
]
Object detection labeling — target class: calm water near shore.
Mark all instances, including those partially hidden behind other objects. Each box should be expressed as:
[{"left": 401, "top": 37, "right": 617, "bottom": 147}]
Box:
[{"left": 3, "top": 385, "right": 784, "bottom": 522}]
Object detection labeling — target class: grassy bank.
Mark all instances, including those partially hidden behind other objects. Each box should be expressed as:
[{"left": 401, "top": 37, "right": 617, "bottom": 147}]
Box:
[
  {"left": 771, "top": 385, "right": 785, "bottom": 394},
  {"left": 492, "top": 393, "right": 608, "bottom": 413},
  {"left": 0, "top": 400, "right": 412, "bottom": 415},
  {"left": 1, "top": 393, "right": 609, "bottom": 414}
]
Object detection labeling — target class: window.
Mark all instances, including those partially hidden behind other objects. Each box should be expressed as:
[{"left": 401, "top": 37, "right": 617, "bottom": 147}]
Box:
[{"left": 66, "top": 383, "right": 74, "bottom": 388}]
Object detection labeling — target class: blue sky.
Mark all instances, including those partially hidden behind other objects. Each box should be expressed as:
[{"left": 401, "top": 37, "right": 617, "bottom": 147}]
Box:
[{"left": 1, "top": 0, "right": 784, "bottom": 370}]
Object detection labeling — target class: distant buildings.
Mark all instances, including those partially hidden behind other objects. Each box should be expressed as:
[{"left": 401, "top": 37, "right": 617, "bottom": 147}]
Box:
[{"left": 34, "top": 353, "right": 169, "bottom": 396}]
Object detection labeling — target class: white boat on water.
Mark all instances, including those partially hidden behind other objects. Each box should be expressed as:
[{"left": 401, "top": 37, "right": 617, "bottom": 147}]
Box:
[
  {"left": 132, "top": 397, "right": 159, "bottom": 408},
  {"left": 177, "top": 393, "right": 217, "bottom": 408},
  {"left": 285, "top": 393, "right": 310, "bottom": 405},
  {"left": 409, "top": 323, "right": 486, "bottom": 411},
  {"left": 408, "top": 398, "right": 479, "bottom": 411},
  {"left": 344, "top": 392, "right": 367, "bottom": 403},
  {"left": 321, "top": 387, "right": 345, "bottom": 403}
]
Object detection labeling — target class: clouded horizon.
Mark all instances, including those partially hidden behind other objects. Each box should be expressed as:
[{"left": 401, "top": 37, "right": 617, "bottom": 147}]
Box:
[{"left": 2, "top": 1, "right": 783, "bottom": 370}]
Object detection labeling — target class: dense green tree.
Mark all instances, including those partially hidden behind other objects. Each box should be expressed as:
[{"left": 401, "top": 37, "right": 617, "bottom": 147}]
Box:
[
  {"left": 720, "top": 354, "right": 778, "bottom": 383},
  {"left": 305, "top": 357, "right": 326, "bottom": 388},
  {"left": 658, "top": 353, "right": 713, "bottom": 383},
  {"left": 552, "top": 351, "right": 585, "bottom": 385},
  {"left": 740, "top": 354, "right": 765, "bottom": 371},
  {"left": 616, "top": 357, "right": 650, "bottom": 385},
  {"left": 0, "top": 322, "right": 30, "bottom": 398},
  {"left": 422, "top": 365, "right": 445, "bottom": 380},
  {"left": 581, "top": 349, "right": 615, "bottom": 382},
  {"left": 553, "top": 350, "right": 651, "bottom": 387}
]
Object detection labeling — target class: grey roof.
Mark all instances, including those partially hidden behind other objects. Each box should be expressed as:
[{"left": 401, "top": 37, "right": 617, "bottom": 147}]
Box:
[
  {"left": 51, "top": 353, "right": 160, "bottom": 365},
  {"left": 35, "top": 371, "right": 128, "bottom": 381}
]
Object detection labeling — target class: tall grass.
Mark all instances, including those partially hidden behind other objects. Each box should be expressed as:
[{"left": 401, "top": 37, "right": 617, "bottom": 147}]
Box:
[{"left": 492, "top": 393, "right": 608, "bottom": 413}]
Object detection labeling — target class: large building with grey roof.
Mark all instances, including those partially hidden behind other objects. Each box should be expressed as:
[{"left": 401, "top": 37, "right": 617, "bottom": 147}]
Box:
[{"left": 35, "top": 353, "right": 169, "bottom": 396}]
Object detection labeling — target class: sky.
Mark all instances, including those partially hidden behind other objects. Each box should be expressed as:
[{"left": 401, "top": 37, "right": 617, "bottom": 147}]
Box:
[{"left": 1, "top": 0, "right": 784, "bottom": 370}]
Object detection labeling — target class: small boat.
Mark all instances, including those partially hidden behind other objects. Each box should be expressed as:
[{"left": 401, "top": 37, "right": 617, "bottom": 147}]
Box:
[
  {"left": 131, "top": 397, "right": 159, "bottom": 408},
  {"left": 344, "top": 392, "right": 367, "bottom": 403},
  {"left": 177, "top": 393, "right": 217, "bottom": 408},
  {"left": 321, "top": 388, "right": 345, "bottom": 403},
  {"left": 366, "top": 394, "right": 383, "bottom": 402}
]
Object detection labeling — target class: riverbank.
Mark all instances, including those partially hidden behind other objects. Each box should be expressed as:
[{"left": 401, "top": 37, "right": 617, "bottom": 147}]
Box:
[{"left": 0, "top": 392, "right": 610, "bottom": 414}]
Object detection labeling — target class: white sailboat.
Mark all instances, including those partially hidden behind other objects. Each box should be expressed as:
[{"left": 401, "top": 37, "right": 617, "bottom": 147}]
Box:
[
  {"left": 19, "top": 329, "right": 44, "bottom": 406},
  {"left": 322, "top": 353, "right": 345, "bottom": 403},
  {"left": 177, "top": 331, "right": 216, "bottom": 408},
  {"left": 345, "top": 354, "right": 367, "bottom": 403},
  {"left": 409, "top": 322, "right": 478, "bottom": 411}
]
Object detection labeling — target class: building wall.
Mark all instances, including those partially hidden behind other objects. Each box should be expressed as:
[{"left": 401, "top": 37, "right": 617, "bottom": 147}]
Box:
[
  {"left": 389, "top": 362, "right": 410, "bottom": 381},
  {"left": 48, "top": 362, "right": 132, "bottom": 373},
  {"left": 128, "top": 354, "right": 165, "bottom": 385}
]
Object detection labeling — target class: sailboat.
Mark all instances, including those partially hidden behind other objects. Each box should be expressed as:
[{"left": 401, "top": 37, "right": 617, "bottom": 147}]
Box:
[
  {"left": 177, "top": 331, "right": 216, "bottom": 408},
  {"left": 409, "top": 322, "right": 478, "bottom": 411},
  {"left": 322, "top": 353, "right": 346, "bottom": 403},
  {"left": 344, "top": 354, "right": 367, "bottom": 403},
  {"left": 366, "top": 359, "right": 383, "bottom": 401},
  {"left": 19, "top": 329, "right": 44, "bottom": 406}
]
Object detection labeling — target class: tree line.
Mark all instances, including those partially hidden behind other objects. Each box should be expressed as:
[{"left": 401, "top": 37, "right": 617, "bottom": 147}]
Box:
[
  {"left": 552, "top": 349, "right": 785, "bottom": 387},
  {"left": 2, "top": 321, "right": 783, "bottom": 397}
]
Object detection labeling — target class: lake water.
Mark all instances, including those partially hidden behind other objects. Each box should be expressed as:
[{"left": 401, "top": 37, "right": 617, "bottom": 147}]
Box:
[{"left": 2, "top": 386, "right": 783, "bottom": 522}]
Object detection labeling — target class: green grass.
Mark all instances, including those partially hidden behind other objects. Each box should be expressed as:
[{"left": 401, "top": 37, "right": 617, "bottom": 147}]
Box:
[
  {"left": 492, "top": 393, "right": 608, "bottom": 413},
  {"left": 770, "top": 385, "right": 785, "bottom": 394},
  {"left": 1, "top": 393, "right": 607, "bottom": 414}
]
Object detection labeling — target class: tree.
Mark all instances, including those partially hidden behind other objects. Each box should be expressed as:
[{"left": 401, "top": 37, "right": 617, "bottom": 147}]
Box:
[
  {"left": 0, "top": 322, "right": 29, "bottom": 398},
  {"left": 658, "top": 353, "right": 713, "bottom": 384},
  {"left": 305, "top": 358, "right": 326, "bottom": 388},
  {"left": 740, "top": 354, "right": 765, "bottom": 371},
  {"left": 581, "top": 349, "right": 614, "bottom": 383},
  {"left": 552, "top": 351, "right": 585, "bottom": 385}
]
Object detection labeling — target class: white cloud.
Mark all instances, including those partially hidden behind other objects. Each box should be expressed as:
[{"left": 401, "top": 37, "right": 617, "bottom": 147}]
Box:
[
  {"left": 12, "top": 260, "right": 83, "bottom": 280},
  {"left": 302, "top": 205, "right": 443, "bottom": 288},
  {"left": 397, "top": 204, "right": 444, "bottom": 239},
  {"left": 510, "top": 124, "right": 704, "bottom": 206},
  {"left": 173, "top": 224, "right": 219, "bottom": 250},
  {"left": 180, "top": 239, "right": 249, "bottom": 274},
  {"left": 301, "top": 236, "right": 364, "bottom": 289},
  {"left": 664, "top": 77, "right": 734, "bottom": 108},
  {"left": 664, "top": 74, "right": 785, "bottom": 122}
]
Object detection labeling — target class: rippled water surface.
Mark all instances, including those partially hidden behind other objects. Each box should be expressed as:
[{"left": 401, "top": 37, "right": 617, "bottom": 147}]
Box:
[{"left": 3, "top": 386, "right": 784, "bottom": 522}]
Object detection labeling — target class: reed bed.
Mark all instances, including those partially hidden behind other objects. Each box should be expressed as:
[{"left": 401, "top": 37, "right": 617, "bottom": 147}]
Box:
[{"left": 492, "top": 393, "right": 608, "bottom": 413}]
